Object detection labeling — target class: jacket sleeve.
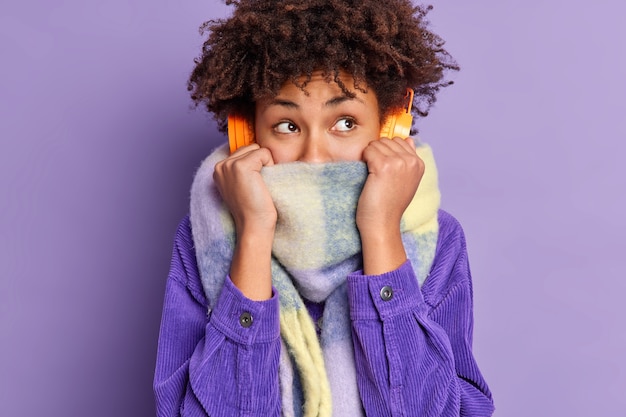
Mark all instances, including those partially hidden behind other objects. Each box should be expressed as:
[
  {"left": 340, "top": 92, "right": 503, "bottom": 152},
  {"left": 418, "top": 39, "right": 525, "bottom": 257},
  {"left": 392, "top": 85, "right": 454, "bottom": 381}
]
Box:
[
  {"left": 347, "top": 214, "right": 494, "bottom": 416},
  {"left": 153, "top": 217, "right": 282, "bottom": 417}
]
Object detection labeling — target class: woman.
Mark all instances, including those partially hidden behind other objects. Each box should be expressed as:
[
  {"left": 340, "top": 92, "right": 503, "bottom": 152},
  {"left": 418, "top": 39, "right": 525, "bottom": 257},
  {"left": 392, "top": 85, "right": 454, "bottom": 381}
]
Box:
[{"left": 154, "top": 1, "right": 494, "bottom": 415}]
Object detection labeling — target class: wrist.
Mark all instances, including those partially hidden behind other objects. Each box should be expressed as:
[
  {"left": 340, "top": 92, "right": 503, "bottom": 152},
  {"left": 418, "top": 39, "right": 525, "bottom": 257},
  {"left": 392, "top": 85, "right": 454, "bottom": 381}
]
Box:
[
  {"left": 236, "top": 216, "right": 276, "bottom": 240},
  {"left": 360, "top": 227, "right": 407, "bottom": 275},
  {"left": 356, "top": 215, "right": 401, "bottom": 238},
  {"left": 230, "top": 227, "right": 275, "bottom": 301}
]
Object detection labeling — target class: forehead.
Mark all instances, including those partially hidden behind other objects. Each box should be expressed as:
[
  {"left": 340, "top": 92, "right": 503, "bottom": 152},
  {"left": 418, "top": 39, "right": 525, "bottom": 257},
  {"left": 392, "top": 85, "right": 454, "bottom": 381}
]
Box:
[
  {"left": 253, "top": 70, "right": 381, "bottom": 117},
  {"left": 270, "top": 71, "right": 374, "bottom": 102},
  {"left": 279, "top": 76, "right": 346, "bottom": 98}
]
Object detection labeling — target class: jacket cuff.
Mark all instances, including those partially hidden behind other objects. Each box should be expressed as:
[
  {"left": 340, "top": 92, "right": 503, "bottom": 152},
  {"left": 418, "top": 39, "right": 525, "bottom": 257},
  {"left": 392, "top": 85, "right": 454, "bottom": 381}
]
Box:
[
  {"left": 209, "top": 276, "right": 280, "bottom": 345},
  {"left": 347, "top": 260, "right": 424, "bottom": 321}
]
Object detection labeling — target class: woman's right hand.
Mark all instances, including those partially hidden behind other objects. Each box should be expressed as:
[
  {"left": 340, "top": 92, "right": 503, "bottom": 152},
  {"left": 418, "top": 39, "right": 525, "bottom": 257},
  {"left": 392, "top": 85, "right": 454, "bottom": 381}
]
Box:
[
  {"left": 213, "top": 144, "right": 277, "bottom": 234},
  {"left": 213, "top": 144, "right": 276, "bottom": 300}
]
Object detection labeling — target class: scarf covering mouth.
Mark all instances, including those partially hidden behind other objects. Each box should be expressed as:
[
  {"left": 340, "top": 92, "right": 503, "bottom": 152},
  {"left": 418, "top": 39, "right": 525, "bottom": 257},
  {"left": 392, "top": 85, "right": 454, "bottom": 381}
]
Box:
[{"left": 190, "top": 142, "right": 441, "bottom": 417}]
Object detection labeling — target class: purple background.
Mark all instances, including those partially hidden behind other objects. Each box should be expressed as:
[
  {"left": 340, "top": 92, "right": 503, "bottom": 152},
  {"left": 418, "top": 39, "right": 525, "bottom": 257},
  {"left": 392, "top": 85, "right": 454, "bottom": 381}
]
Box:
[{"left": 1, "top": 1, "right": 625, "bottom": 416}]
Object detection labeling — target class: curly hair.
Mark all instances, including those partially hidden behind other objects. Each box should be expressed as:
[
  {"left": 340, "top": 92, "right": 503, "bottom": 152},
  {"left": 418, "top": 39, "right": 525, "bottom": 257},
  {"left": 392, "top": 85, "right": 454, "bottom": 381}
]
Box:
[{"left": 188, "top": 0, "right": 458, "bottom": 132}]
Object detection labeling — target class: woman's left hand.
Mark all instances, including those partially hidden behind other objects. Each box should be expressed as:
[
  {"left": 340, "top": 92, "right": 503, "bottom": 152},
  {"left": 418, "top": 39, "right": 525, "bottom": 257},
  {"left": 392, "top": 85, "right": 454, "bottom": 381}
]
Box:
[{"left": 356, "top": 137, "right": 425, "bottom": 274}]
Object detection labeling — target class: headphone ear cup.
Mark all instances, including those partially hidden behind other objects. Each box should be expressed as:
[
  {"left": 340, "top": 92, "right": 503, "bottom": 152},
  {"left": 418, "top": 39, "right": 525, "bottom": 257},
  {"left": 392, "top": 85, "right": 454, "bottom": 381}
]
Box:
[
  {"left": 380, "top": 110, "right": 413, "bottom": 139},
  {"left": 228, "top": 115, "right": 255, "bottom": 154},
  {"left": 379, "top": 88, "right": 414, "bottom": 139}
]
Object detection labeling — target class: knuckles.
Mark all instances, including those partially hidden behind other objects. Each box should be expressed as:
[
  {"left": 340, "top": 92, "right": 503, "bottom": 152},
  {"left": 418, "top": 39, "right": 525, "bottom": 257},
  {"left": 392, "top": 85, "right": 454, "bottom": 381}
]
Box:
[{"left": 368, "top": 150, "right": 425, "bottom": 179}]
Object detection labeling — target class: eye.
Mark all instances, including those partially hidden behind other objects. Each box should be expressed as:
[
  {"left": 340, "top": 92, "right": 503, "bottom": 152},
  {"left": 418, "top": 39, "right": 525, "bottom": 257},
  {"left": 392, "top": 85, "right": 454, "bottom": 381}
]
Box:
[
  {"left": 332, "top": 117, "right": 356, "bottom": 132},
  {"left": 274, "top": 121, "right": 299, "bottom": 134}
]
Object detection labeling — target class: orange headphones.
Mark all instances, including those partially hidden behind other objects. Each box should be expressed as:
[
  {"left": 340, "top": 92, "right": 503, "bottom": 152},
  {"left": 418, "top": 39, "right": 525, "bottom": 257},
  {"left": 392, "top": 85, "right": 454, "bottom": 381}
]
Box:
[{"left": 228, "top": 88, "right": 414, "bottom": 154}]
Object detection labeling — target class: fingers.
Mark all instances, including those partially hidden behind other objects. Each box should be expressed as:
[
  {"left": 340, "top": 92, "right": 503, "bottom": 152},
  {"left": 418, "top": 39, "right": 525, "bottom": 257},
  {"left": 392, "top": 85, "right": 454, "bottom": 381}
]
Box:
[
  {"left": 363, "top": 137, "right": 423, "bottom": 179},
  {"left": 357, "top": 136, "right": 424, "bottom": 231},
  {"left": 367, "top": 136, "right": 416, "bottom": 156},
  {"left": 223, "top": 143, "right": 274, "bottom": 166},
  {"left": 213, "top": 145, "right": 277, "bottom": 233},
  {"left": 214, "top": 145, "right": 275, "bottom": 180}
]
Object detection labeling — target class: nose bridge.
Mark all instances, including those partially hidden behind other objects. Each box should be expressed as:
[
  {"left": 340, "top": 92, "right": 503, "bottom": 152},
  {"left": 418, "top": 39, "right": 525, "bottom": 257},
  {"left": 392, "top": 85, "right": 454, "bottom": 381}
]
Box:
[{"left": 299, "top": 129, "right": 331, "bottom": 163}]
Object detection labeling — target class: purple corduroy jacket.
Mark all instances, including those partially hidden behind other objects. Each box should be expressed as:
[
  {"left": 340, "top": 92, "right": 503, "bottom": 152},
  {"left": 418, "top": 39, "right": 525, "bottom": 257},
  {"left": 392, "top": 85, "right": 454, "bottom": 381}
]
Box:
[{"left": 153, "top": 210, "right": 494, "bottom": 416}]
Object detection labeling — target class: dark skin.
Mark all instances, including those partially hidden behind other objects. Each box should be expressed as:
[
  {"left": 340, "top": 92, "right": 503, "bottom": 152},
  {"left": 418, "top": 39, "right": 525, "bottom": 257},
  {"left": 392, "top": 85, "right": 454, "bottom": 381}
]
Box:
[
  {"left": 189, "top": 0, "right": 458, "bottom": 133},
  {"left": 199, "top": 0, "right": 455, "bottom": 300},
  {"left": 213, "top": 73, "right": 424, "bottom": 300}
]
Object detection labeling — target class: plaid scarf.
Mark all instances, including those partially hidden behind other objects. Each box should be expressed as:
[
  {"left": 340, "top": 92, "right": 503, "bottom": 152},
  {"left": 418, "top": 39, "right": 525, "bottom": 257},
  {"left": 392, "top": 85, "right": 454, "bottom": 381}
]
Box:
[{"left": 190, "top": 142, "right": 440, "bottom": 416}]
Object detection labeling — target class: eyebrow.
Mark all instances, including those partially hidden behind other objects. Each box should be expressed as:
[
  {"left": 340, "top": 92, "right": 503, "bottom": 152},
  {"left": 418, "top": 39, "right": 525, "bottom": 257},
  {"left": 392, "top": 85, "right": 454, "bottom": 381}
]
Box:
[{"left": 267, "top": 94, "right": 364, "bottom": 109}]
